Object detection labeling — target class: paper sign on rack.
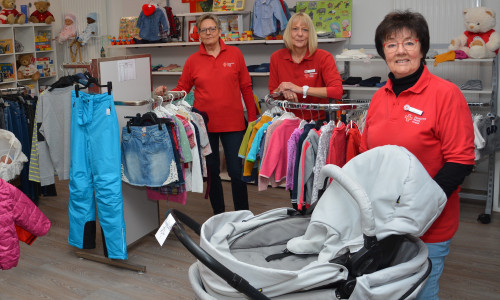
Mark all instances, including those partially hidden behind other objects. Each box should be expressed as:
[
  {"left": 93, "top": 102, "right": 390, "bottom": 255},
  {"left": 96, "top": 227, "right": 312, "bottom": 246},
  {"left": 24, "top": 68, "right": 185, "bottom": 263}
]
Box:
[
  {"left": 118, "top": 59, "right": 136, "bottom": 82},
  {"left": 155, "top": 214, "right": 177, "bottom": 246}
]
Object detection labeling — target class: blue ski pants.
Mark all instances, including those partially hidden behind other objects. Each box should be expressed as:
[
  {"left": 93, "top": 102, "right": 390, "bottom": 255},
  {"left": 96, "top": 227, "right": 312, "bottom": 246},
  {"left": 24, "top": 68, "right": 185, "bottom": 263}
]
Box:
[{"left": 68, "top": 91, "right": 127, "bottom": 259}]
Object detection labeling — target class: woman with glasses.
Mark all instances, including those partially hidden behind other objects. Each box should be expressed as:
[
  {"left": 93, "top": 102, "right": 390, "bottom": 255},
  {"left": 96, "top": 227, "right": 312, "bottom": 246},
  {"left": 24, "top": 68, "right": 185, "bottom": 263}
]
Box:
[
  {"left": 155, "top": 13, "right": 257, "bottom": 215},
  {"left": 360, "top": 10, "right": 475, "bottom": 300},
  {"left": 268, "top": 12, "right": 343, "bottom": 121}
]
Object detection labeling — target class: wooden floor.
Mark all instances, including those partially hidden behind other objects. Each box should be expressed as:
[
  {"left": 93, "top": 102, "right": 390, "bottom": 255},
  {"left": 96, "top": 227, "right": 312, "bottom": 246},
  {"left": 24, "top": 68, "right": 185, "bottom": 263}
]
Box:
[{"left": 1, "top": 179, "right": 499, "bottom": 300}]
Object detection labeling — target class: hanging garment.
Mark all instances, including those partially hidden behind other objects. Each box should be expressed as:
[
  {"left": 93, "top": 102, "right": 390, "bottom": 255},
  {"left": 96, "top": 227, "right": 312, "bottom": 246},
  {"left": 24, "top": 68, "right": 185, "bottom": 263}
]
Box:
[
  {"left": 0, "top": 129, "right": 27, "bottom": 181},
  {"left": 69, "top": 90, "right": 127, "bottom": 260},
  {"left": 0, "top": 178, "right": 50, "bottom": 270},
  {"left": 121, "top": 123, "right": 177, "bottom": 187},
  {"left": 38, "top": 86, "right": 73, "bottom": 181},
  {"left": 311, "top": 122, "right": 335, "bottom": 204},
  {"left": 259, "top": 118, "right": 301, "bottom": 190},
  {"left": 296, "top": 128, "right": 321, "bottom": 210},
  {"left": 4, "top": 98, "right": 36, "bottom": 200},
  {"left": 252, "top": 0, "right": 289, "bottom": 38}
]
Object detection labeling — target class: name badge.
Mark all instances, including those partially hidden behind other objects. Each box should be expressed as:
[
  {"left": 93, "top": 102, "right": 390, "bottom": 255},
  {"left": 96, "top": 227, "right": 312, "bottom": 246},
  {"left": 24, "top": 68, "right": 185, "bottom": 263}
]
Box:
[
  {"left": 404, "top": 104, "right": 423, "bottom": 116},
  {"left": 304, "top": 69, "right": 316, "bottom": 74}
]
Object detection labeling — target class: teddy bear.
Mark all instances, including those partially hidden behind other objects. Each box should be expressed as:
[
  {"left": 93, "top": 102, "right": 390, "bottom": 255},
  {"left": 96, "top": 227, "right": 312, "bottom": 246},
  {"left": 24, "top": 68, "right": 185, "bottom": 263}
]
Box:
[
  {"left": 29, "top": 1, "right": 55, "bottom": 24},
  {"left": 449, "top": 7, "right": 500, "bottom": 59},
  {"left": 0, "top": 0, "right": 26, "bottom": 24},
  {"left": 17, "top": 54, "right": 40, "bottom": 81}
]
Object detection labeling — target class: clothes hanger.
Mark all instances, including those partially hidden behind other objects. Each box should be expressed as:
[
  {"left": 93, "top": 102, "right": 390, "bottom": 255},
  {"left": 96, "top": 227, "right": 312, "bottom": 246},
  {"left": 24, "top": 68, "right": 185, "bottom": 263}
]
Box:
[{"left": 74, "top": 72, "right": 112, "bottom": 97}]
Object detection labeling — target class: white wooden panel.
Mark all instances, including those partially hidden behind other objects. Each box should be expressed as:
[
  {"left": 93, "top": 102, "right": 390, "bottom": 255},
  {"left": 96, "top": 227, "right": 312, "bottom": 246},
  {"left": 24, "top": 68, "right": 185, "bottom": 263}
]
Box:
[{"left": 394, "top": 0, "right": 478, "bottom": 44}]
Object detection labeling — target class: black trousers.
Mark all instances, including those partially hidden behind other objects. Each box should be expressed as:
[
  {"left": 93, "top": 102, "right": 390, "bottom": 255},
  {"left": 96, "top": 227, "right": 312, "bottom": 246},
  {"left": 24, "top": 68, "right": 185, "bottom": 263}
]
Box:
[{"left": 206, "top": 131, "right": 248, "bottom": 215}]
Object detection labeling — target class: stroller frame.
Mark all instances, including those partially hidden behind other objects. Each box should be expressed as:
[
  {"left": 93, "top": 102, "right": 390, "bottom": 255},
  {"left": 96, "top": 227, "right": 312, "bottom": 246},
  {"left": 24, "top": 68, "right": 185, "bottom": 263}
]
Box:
[{"left": 163, "top": 146, "right": 445, "bottom": 299}]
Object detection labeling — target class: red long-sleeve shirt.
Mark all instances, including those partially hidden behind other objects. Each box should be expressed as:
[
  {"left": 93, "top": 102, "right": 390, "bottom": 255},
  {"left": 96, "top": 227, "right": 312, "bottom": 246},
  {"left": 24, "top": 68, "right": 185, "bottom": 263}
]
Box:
[
  {"left": 269, "top": 48, "right": 343, "bottom": 120},
  {"left": 173, "top": 39, "right": 257, "bottom": 132}
]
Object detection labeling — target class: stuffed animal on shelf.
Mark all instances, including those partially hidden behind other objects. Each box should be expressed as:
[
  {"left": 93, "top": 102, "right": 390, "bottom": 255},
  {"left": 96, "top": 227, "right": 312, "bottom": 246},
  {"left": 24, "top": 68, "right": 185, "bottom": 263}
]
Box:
[
  {"left": 0, "top": 0, "right": 26, "bottom": 24},
  {"left": 76, "top": 12, "right": 98, "bottom": 46},
  {"left": 449, "top": 7, "right": 500, "bottom": 59},
  {"left": 56, "top": 13, "right": 77, "bottom": 44},
  {"left": 29, "top": 0, "right": 55, "bottom": 24},
  {"left": 17, "top": 54, "right": 40, "bottom": 81}
]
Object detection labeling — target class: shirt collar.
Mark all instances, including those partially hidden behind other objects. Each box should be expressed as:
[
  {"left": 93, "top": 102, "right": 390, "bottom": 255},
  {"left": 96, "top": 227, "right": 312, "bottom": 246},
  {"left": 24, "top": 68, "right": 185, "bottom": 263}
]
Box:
[
  {"left": 384, "top": 64, "right": 431, "bottom": 96},
  {"left": 199, "top": 38, "right": 227, "bottom": 55},
  {"left": 282, "top": 48, "right": 313, "bottom": 63}
]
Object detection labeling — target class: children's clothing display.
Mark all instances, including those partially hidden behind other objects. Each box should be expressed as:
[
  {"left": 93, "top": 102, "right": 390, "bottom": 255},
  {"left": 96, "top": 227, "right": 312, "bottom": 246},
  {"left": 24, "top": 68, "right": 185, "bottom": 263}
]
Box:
[
  {"left": 240, "top": 104, "right": 365, "bottom": 211},
  {"left": 69, "top": 90, "right": 127, "bottom": 260}
]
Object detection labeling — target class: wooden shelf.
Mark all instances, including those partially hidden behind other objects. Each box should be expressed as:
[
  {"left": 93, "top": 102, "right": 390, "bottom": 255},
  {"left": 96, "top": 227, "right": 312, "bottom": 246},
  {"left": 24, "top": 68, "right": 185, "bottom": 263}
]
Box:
[
  {"left": 176, "top": 11, "right": 251, "bottom": 17},
  {"left": 109, "top": 38, "right": 347, "bottom": 49}
]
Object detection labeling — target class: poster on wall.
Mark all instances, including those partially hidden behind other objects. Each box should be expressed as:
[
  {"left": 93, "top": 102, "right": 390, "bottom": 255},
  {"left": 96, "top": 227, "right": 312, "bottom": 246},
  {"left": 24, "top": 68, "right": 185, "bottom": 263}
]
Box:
[{"left": 296, "top": 0, "right": 352, "bottom": 38}]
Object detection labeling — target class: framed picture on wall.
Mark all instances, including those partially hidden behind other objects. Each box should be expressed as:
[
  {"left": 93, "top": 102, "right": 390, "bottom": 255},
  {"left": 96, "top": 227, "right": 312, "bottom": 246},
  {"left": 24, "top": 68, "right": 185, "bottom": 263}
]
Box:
[{"left": 188, "top": 20, "right": 198, "bottom": 42}]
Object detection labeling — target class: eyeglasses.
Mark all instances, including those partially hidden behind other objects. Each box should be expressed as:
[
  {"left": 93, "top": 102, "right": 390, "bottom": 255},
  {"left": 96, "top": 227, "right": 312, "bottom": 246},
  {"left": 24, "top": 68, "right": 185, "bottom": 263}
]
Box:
[
  {"left": 199, "top": 26, "right": 218, "bottom": 35},
  {"left": 383, "top": 39, "right": 419, "bottom": 53}
]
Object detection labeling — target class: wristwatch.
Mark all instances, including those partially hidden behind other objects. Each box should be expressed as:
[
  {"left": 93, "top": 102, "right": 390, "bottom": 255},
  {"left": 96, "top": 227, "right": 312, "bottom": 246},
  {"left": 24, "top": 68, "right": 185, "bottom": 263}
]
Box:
[{"left": 302, "top": 85, "right": 309, "bottom": 98}]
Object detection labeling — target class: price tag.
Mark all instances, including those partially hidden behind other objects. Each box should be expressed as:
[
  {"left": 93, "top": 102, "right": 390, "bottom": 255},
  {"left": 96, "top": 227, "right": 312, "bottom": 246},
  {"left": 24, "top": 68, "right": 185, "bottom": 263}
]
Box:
[{"left": 155, "top": 214, "right": 176, "bottom": 246}]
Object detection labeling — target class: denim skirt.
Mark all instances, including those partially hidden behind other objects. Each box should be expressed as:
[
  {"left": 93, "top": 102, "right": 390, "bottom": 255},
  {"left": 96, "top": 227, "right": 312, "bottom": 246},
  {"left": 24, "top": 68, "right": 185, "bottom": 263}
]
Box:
[{"left": 121, "top": 124, "right": 178, "bottom": 187}]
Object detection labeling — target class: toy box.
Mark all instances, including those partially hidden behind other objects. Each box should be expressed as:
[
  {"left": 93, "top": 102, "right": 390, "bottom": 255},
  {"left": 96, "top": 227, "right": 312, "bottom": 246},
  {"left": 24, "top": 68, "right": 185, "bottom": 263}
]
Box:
[
  {"left": 0, "top": 39, "right": 14, "bottom": 54},
  {"left": 296, "top": 0, "right": 352, "bottom": 38},
  {"left": 35, "top": 30, "right": 52, "bottom": 51},
  {"left": 35, "top": 57, "right": 56, "bottom": 78},
  {"left": 0, "top": 63, "right": 15, "bottom": 82},
  {"left": 212, "top": 0, "right": 245, "bottom": 11},
  {"left": 119, "top": 17, "right": 141, "bottom": 39}
]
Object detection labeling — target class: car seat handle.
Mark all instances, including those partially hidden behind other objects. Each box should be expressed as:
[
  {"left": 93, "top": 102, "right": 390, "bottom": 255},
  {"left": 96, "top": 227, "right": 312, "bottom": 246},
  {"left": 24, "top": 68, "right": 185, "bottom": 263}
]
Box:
[{"left": 318, "top": 164, "right": 376, "bottom": 238}]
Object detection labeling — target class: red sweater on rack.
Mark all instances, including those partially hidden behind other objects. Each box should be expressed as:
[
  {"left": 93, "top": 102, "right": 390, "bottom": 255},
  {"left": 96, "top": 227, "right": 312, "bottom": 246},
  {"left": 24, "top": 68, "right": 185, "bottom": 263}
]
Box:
[{"left": 172, "top": 39, "right": 257, "bottom": 132}]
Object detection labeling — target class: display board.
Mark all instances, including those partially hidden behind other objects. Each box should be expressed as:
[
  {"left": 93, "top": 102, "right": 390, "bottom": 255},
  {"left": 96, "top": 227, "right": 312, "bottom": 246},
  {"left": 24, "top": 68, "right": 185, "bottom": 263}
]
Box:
[
  {"left": 98, "top": 55, "right": 152, "bottom": 102},
  {"left": 296, "top": 0, "right": 352, "bottom": 38}
]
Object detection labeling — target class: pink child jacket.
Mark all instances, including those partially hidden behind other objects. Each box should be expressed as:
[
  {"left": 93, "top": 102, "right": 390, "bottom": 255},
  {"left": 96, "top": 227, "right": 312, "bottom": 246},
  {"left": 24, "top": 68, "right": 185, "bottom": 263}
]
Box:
[{"left": 0, "top": 179, "right": 51, "bottom": 270}]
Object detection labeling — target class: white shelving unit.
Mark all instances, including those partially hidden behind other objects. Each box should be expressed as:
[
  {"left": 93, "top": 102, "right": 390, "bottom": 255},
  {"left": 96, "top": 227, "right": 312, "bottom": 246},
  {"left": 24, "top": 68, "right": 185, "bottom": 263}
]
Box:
[
  {"left": 340, "top": 54, "right": 499, "bottom": 220},
  {"left": 0, "top": 24, "right": 58, "bottom": 96}
]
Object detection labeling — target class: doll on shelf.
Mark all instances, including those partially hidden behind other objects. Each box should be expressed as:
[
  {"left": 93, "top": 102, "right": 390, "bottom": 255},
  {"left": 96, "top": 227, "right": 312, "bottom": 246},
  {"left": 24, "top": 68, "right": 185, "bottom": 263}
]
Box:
[
  {"left": 56, "top": 13, "right": 77, "bottom": 44},
  {"left": 76, "top": 12, "right": 97, "bottom": 46}
]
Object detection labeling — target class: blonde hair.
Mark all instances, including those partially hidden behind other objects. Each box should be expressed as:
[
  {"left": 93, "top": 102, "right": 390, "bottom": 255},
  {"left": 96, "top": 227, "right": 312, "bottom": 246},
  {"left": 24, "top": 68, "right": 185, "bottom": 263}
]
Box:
[{"left": 283, "top": 13, "right": 318, "bottom": 55}]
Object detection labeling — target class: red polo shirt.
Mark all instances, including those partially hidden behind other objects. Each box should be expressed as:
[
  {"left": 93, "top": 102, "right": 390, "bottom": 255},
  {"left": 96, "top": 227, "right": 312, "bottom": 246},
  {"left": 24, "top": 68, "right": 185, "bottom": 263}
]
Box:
[
  {"left": 173, "top": 39, "right": 257, "bottom": 132},
  {"left": 269, "top": 48, "right": 343, "bottom": 120},
  {"left": 360, "top": 66, "right": 475, "bottom": 243}
]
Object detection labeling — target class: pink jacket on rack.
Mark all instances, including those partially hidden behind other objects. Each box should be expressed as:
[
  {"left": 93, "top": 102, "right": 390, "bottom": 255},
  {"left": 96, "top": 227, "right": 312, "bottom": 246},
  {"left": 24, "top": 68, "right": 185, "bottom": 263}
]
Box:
[{"left": 0, "top": 179, "right": 51, "bottom": 270}]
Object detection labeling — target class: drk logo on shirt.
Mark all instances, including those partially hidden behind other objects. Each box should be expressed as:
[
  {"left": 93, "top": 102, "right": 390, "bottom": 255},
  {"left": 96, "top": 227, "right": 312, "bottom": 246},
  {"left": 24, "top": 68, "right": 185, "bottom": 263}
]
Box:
[
  {"left": 405, "top": 114, "right": 427, "bottom": 125},
  {"left": 223, "top": 62, "right": 235, "bottom": 67}
]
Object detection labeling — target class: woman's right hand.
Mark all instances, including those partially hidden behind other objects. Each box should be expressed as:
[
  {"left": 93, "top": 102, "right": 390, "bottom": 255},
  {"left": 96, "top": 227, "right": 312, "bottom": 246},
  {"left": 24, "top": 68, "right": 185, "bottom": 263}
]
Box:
[{"left": 154, "top": 85, "right": 168, "bottom": 96}]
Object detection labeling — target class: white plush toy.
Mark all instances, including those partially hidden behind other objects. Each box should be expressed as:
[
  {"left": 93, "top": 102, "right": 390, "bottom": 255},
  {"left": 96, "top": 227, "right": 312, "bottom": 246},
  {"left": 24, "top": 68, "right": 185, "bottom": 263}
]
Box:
[{"left": 449, "top": 7, "right": 500, "bottom": 58}]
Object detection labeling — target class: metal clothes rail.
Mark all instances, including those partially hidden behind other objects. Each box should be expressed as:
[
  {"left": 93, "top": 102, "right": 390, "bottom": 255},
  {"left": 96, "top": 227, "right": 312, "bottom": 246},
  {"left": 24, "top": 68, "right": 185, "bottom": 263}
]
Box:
[
  {"left": 0, "top": 86, "right": 28, "bottom": 95},
  {"left": 155, "top": 90, "right": 188, "bottom": 102},
  {"left": 264, "top": 93, "right": 370, "bottom": 111}
]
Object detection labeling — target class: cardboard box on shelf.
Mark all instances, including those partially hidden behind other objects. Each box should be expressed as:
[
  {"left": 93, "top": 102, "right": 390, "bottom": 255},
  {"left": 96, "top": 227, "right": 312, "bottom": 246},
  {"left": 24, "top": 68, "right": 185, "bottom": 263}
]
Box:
[
  {"left": 35, "top": 57, "right": 56, "bottom": 78},
  {"left": 0, "top": 39, "right": 14, "bottom": 54},
  {"left": 35, "top": 30, "right": 52, "bottom": 51},
  {"left": 0, "top": 63, "right": 15, "bottom": 82}
]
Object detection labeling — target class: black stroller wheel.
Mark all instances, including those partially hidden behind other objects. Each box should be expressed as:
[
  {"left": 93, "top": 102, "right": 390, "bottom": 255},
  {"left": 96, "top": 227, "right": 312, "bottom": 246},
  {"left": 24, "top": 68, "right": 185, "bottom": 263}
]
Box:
[{"left": 477, "top": 213, "right": 491, "bottom": 224}]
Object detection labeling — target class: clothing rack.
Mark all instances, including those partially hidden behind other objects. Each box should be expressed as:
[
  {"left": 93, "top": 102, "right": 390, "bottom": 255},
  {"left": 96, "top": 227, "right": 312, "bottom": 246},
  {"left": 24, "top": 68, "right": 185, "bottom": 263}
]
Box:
[
  {"left": 264, "top": 93, "right": 370, "bottom": 111},
  {"left": 0, "top": 86, "right": 28, "bottom": 95}
]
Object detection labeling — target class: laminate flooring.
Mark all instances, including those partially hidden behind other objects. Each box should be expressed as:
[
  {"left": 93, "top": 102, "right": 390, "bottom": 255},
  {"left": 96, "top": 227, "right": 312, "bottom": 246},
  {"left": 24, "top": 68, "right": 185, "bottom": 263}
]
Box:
[{"left": 1, "top": 179, "right": 499, "bottom": 300}]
